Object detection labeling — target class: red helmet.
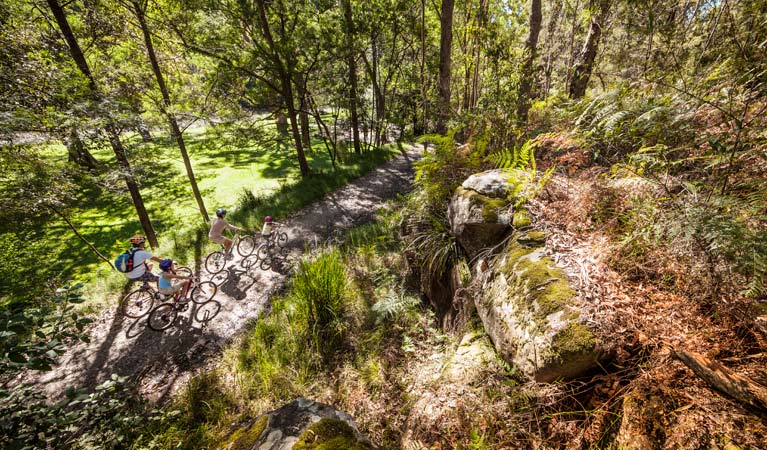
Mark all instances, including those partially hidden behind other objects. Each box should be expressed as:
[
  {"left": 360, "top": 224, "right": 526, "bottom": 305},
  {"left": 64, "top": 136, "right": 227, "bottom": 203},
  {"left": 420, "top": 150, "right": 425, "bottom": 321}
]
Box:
[{"left": 265, "top": 216, "right": 273, "bottom": 223}]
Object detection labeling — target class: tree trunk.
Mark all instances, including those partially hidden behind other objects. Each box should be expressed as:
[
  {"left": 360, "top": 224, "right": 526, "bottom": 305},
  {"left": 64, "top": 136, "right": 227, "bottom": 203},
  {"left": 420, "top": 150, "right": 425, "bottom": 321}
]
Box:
[
  {"left": 436, "top": 0, "right": 455, "bottom": 134},
  {"left": 275, "top": 105, "right": 289, "bottom": 135},
  {"left": 342, "top": 0, "right": 362, "bottom": 153},
  {"left": 133, "top": 0, "right": 209, "bottom": 223},
  {"left": 295, "top": 72, "right": 312, "bottom": 151},
  {"left": 136, "top": 119, "right": 153, "bottom": 142},
  {"left": 418, "top": 0, "right": 426, "bottom": 135},
  {"left": 46, "top": 0, "right": 158, "bottom": 247},
  {"left": 568, "top": 0, "right": 611, "bottom": 99},
  {"left": 65, "top": 128, "right": 101, "bottom": 171},
  {"left": 255, "top": 0, "right": 309, "bottom": 176},
  {"left": 516, "top": 0, "right": 543, "bottom": 124},
  {"left": 542, "top": 0, "right": 566, "bottom": 98}
]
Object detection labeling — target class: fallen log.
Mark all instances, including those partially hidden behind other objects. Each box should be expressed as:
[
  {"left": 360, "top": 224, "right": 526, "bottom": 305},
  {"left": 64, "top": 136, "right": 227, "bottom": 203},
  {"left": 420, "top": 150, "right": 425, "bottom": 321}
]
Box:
[{"left": 673, "top": 348, "right": 767, "bottom": 412}]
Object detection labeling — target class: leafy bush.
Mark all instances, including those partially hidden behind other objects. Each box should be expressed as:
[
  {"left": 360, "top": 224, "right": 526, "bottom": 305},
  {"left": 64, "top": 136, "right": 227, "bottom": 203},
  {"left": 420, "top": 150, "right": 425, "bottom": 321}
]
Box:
[{"left": 0, "top": 375, "right": 154, "bottom": 450}]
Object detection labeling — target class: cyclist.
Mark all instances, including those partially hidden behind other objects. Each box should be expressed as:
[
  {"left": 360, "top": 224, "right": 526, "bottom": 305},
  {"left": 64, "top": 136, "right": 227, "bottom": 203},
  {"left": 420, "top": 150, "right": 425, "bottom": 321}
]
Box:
[
  {"left": 157, "top": 259, "right": 193, "bottom": 301},
  {"left": 209, "top": 208, "right": 244, "bottom": 260},
  {"left": 125, "top": 234, "right": 165, "bottom": 283},
  {"left": 261, "top": 215, "right": 274, "bottom": 239}
]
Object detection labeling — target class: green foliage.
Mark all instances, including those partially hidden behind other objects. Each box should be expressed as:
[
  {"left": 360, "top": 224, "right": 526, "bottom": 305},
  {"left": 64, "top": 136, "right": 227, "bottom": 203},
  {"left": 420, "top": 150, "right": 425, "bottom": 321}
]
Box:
[
  {"left": 414, "top": 132, "right": 484, "bottom": 208},
  {"left": 371, "top": 292, "right": 421, "bottom": 326},
  {"left": 0, "top": 284, "right": 91, "bottom": 376},
  {"left": 486, "top": 139, "right": 538, "bottom": 172},
  {"left": 0, "top": 375, "right": 155, "bottom": 450},
  {"left": 292, "top": 249, "right": 349, "bottom": 354}
]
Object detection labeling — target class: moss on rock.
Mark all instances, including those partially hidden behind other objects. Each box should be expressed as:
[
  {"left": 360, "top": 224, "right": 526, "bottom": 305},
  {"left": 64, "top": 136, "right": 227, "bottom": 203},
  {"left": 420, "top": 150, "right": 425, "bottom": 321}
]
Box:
[
  {"left": 225, "top": 416, "right": 268, "bottom": 450},
  {"left": 293, "top": 418, "right": 373, "bottom": 450},
  {"left": 512, "top": 210, "right": 532, "bottom": 228},
  {"left": 551, "top": 322, "right": 596, "bottom": 360}
]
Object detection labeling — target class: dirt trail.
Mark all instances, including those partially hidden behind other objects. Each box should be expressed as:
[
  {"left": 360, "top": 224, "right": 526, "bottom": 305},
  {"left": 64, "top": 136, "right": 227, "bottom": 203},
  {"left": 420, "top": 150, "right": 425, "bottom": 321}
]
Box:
[{"left": 28, "top": 145, "right": 422, "bottom": 403}]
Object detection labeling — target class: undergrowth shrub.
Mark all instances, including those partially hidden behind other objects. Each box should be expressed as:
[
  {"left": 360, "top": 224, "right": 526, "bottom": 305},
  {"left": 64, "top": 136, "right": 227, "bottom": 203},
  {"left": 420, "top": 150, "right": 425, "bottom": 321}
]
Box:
[{"left": 292, "top": 249, "right": 349, "bottom": 355}]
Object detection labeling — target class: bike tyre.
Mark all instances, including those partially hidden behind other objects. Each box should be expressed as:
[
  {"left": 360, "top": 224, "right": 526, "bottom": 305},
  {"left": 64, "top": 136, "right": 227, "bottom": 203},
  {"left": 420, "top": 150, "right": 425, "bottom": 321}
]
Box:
[
  {"left": 190, "top": 281, "right": 217, "bottom": 304},
  {"left": 147, "top": 303, "right": 178, "bottom": 331},
  {"left": 205, "top": 251, "right": 226, "bottom": 274},
  {"left": 259, "top": 257, "right": 272, "bottom": 271},
  {"left": 175, "top": 266, "right": 193, "bottom": 278},
  {"left": 237, "top": 236, "right": 258, "bottom": 257},
  {"left": 121, "top": 289, "right": 154, "bottom": 318},
  {"left": 194, "top": 300, "right": 221, "bottom": 323},
  {"left": 276, "top": 232, "right": 288, "bottom": 248}
]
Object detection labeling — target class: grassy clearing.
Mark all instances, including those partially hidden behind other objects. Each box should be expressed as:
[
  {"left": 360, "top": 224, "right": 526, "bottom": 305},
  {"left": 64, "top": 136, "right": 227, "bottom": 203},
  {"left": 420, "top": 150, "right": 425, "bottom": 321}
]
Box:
[{"left": 8, "top": 122, "right": 401, "bottom": 308}]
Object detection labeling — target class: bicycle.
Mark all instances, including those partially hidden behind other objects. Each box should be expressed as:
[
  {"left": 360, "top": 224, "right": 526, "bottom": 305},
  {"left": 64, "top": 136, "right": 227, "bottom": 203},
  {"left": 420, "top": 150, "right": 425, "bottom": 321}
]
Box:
[
  {"left": 120, "top": 265, "right": 192, "bottom": 318},
  {"left": 205, "top": 231, "right": 258, "bottom": 274},
  {"left": 254, "top": 224, "right": 290, "bottom": 271},
  {"left": 147, "top": 278, "right": 219, "bottom": 331}
]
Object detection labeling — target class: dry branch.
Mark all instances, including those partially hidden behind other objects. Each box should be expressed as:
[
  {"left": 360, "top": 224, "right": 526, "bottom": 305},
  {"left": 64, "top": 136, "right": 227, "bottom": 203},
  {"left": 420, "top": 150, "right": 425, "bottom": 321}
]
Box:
[{"left": 673, "top": 348, "right": 767, "bottom": 412}]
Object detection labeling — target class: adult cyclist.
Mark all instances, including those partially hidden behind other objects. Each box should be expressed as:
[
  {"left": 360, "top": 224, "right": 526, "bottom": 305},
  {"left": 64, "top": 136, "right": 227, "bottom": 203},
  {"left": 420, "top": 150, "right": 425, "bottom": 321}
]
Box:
[
  {"left": 125, "top": 234, "right": 165, "bottom": 283},
  {"left": 209, "top": 208, "right": 244, "bottom": 259}
]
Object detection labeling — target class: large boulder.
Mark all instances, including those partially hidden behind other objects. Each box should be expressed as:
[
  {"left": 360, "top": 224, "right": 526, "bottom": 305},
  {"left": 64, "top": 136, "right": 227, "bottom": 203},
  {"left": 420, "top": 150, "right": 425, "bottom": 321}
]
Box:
[
  {"left": 475, "top": 235, "right": 603, "bottom": 382},
  {"left": 447, "top": 169, "right": 535, "bottom": 259},
  {"left": 219, "top": 398, "right": 375, "bottom": 450}
]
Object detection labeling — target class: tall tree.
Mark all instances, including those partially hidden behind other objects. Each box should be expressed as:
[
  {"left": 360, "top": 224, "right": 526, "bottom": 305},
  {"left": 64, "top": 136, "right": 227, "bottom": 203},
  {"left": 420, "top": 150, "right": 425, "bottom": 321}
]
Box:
[
  {"left": 130, "top": 0, "right": 209, "bottom": 223},
  {"left": 45, "top": 0, "right": 158, "bottom": 247},
  {"left": 436, "top": 0, "right": 455, "bottom": 134},
  {"left": 568, "top": 0, "right": 611, "bottom": 99},
  {"left": 516, "top": 0, "right": 543, "bottom": 123},
  {"left": 342, "top": 0, "right": 362, "bottom": 153}
]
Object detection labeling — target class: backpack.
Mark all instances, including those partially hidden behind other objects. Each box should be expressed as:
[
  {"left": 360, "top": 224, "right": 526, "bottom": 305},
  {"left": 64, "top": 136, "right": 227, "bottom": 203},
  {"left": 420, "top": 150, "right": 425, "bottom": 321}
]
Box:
[{"left": 115, "top": 248, "right": 138, "bottom": 273}]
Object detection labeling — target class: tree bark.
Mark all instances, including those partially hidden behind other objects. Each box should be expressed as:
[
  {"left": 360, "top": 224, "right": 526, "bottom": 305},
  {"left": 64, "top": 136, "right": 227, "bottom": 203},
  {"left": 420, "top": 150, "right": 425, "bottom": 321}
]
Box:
[
  {"left": 342, "top": 0, "right": 362, "bottom": 153},
  {"left": 295, "top": 72, "right": 312, "bottom": 151},
  {"left": 436, "top": 0, "right": 455, "bottom": 134},
  {"left": 254, "top": 0, "right": 309, "bottom": 176},
  {"left": 65, "top": 127, "right": 101, "bottom": 171},
  {"left": 46, "top": 0, "right": 158, "bottom": 247},
  {"left": 133, "top": 0, "right": 209, "bottom": 223},
  {"left": 568, "top": 0, "right": 611, "bottom": 99},
  {"left": 673, "top": 349, "right": 767, "bottom": 412},
  {"left": 516, "top": 0, "right": 543, "bottom": 124}
]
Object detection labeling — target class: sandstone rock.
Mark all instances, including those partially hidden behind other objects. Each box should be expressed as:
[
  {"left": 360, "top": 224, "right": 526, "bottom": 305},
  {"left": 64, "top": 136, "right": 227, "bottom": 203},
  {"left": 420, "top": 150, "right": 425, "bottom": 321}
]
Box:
[
  {"left": 402, "top": 331, "right": 501, "bottom": 449},
  {"left": 474, "top": 237, "right": 602, "bottom": 382},
  {"left": 220, "top": 397, "right": 374, "bottom": 450},
  {"left": 447, "top": 169, "right": 534, "bottom": 259}
]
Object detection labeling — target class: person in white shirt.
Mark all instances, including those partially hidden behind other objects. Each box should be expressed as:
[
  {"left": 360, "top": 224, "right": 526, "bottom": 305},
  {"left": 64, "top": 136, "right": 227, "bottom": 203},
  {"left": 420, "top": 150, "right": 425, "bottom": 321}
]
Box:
[
  {"left": 125, "top": 234, "right": 165, "bottom": 282},
  {"left": 209, "top": 208, "right": 244, "bottom": 259}
]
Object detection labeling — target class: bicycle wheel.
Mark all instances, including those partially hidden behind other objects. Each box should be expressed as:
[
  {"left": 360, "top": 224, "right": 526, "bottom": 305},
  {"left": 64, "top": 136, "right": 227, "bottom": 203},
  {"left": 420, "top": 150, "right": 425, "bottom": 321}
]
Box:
[
  {"left": 255, "top": 243, "right": 270, "bottom": 261},
  {"left": 194, "top": 300, "right": 221, "bottom": 323},
  {"left": 259, "top": 257, "right": 272, "bottom": 271},
  {"left": 205, "top": 251, "right": 226, "bottom": 274},
  {"left": 147, "top": 303, "right": 178, "bottom": 331},
  {"left": 175, "top": 266, "right": 193, "bottom": 278},
  {"left": 190, "top": 281, "right": 217, "bottom": 304},
  {"left": 121, "top": 289, "right": 154, "bottom": 318},
  {"left": 237, "top": 235, "right": 258, "bottom": 257},
  {"left": 276, "top": 232, "right": 288, "bottom": 248}
]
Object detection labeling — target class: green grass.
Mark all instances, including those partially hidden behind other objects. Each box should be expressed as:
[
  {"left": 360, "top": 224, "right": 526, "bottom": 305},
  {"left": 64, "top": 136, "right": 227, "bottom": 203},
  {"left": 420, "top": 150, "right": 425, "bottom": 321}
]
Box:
[{"left": 9, "top": 122, "right": 402, "bottom": 306}]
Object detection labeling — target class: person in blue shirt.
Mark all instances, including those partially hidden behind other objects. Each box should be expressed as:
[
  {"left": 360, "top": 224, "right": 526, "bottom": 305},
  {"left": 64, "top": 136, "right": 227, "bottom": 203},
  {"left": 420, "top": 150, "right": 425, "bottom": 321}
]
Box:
[{"left": 157, "top": 259, "right": 193, "bottom": 301}]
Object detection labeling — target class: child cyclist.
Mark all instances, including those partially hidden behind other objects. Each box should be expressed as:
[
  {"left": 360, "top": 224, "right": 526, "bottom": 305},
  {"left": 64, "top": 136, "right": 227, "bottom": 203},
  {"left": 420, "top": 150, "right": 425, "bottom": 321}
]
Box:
[
  {"left": 260, "top": 215, "right": 274, "bottom": 239},
  {"left": 158, "top": 259, "right": 193, "bottom": 301},
  {"left": 209, "top": 208, "right": 245, "bottom": 259}
]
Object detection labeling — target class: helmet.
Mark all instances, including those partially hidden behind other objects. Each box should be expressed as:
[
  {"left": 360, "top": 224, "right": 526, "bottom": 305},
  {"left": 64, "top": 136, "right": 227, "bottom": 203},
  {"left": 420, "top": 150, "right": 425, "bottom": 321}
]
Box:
[
  {"left": 264, "top": 216, "right": 273, "bottom": 223},
  {"left": 159, "top": 259, "right": 173, "bottom": 271},
  {"left": 216, "top": 208, "right": 226, "bottom": 218},
  {"left": 129, "top": 234, "right": 146, "bottom": 244}
]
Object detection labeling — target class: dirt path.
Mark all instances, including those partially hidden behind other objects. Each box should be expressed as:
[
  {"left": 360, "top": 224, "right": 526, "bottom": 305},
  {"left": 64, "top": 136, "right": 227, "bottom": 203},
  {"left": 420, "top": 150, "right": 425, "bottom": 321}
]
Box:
[{"left": 28, "top": 145, "right": 422, "bottom": 402}]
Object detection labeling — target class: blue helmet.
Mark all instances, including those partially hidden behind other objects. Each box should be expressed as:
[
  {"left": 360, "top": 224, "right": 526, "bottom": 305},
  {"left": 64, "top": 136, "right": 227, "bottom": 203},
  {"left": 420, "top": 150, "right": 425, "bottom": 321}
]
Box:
[
  {"left": 216, "top": 208, "right": 226, "bottom": 218},
  {"left": 159, "top": 259, "right": 173, "bottom": 271}
]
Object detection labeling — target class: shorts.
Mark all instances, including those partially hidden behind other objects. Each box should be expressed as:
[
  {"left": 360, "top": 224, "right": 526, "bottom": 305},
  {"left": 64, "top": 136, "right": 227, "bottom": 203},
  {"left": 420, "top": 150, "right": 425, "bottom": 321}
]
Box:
[
  {"left": 209, "top": 235, "right": 228, "bottom": 244},
  {"left": 129, "top": 271, "right": 158, "bottom": 283},
  {"left": 159, "top": 282, "right": 184, "bottom": 295}
]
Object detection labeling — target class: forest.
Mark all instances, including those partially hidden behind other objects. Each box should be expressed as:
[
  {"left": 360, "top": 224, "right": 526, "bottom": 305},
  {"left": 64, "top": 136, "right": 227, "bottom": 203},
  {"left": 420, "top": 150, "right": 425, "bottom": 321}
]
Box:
[{"left": 1, "top": 0, "right": 766, "bottom": 448}]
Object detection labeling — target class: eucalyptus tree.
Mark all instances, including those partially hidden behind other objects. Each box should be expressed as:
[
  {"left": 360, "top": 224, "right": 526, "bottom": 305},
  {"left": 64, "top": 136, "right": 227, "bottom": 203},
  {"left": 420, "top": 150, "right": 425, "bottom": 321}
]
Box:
[
  {"left": 341, "top": 0, "right": 362, "bottom": 153},
  {"left": 43, "top": 0, "right": 159, "bottom": 247},
  {"left": 436, "top": 0, "right": 455, "bottom": 134},
  {"left": 568, "top": 0, "right": 611, "bottom": 99},
  {"left": 516, "top": 0, "right": 542, "bottom": 123},
  {"left": 126, "top": 0, "right": 209, "bottom": 222}
]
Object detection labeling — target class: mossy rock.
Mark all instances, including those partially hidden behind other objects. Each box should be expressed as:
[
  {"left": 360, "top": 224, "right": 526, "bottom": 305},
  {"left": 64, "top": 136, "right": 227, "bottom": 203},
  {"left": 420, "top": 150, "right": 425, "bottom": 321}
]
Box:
[
  {"left": 224, "top": 416, "right": 268, "bottom": 450},
  {"left": 474, "top": 236, "right": 601, "bottom": 382},
  {"left": 293, "top": 419, "right": 374, "bottom": 450}
]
